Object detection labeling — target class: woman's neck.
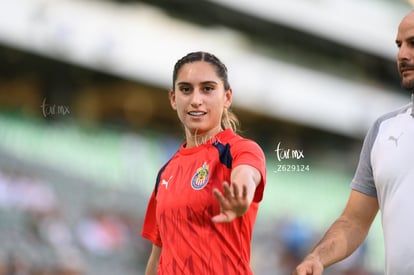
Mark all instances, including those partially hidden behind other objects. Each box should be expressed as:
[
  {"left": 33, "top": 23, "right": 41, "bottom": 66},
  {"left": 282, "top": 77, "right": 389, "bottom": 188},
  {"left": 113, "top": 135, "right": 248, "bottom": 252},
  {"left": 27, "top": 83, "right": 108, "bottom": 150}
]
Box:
[{"left": 185, "top": 127, "right": 223, "bottom": 148}]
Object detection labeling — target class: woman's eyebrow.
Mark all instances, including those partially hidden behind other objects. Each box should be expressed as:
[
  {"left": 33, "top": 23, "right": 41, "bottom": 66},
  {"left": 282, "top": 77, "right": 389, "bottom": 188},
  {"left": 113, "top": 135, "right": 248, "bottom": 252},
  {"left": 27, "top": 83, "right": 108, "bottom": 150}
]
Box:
[
  {"left": 177, "top": 81, "right": 218, "bottom": 86},
  {"left": 201, "top": 81, "right": 218, "bottom": 85},
  {"left": 177, "top": 81, "right": 191, "bottom": 86}
]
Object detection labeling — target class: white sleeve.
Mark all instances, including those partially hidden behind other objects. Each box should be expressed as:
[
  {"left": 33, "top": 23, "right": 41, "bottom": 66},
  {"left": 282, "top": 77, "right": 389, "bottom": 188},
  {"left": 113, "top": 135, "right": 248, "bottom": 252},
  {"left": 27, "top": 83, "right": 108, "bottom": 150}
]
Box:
[{"left": 350, "top": 121, "right": 379, "bottom": 197}]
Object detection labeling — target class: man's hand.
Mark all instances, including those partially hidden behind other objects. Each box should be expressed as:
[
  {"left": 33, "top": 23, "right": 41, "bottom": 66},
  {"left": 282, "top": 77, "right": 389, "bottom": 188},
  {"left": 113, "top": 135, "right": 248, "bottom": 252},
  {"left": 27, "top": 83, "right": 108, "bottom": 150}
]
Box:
[{"left": 292, "top": 256, "right": 324, "bottom": 275}]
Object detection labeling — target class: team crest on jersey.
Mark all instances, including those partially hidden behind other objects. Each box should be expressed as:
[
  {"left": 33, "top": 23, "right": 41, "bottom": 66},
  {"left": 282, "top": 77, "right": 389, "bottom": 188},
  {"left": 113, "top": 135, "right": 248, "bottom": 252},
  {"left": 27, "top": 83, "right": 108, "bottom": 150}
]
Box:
[{"left": 191, "top": 162, "right": 209, "bottom": 190}]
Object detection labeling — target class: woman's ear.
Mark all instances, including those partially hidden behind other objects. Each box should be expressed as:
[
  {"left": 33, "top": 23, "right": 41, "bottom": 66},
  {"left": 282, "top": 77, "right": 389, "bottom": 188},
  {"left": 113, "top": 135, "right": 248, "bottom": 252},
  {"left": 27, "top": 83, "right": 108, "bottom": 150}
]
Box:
[
  {"left": 169, "top": 90, "right": 177, "bottom": 110},
  {"left": 224, "top": 88, "right": 233, "bottom": 109}
]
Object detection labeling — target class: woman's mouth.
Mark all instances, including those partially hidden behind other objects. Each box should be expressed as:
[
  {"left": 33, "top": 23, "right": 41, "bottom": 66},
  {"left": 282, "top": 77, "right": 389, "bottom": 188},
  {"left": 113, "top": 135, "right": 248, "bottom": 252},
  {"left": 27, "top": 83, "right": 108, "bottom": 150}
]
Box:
[{"left": 188, "top": 111, "right": 206, "bottom": 117}]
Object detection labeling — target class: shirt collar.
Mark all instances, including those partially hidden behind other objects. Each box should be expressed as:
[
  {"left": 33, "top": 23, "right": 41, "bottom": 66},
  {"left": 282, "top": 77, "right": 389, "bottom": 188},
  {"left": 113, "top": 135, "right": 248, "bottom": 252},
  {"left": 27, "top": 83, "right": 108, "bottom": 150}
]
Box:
[{"left": 412, "top": 93, "right": 414, "bottom": 117}]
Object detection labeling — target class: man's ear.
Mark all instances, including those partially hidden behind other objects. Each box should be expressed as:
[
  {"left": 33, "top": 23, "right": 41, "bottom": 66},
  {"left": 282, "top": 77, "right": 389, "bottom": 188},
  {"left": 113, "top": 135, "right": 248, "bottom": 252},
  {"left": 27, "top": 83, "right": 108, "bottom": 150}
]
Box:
[{"left": 169, "top": 90, "right": 177, "bottom": 110}]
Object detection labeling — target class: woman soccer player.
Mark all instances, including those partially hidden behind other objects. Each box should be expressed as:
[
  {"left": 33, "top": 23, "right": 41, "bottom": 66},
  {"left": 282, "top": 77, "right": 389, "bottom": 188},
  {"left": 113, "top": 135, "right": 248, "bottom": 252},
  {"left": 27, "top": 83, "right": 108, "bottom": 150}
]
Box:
[{"left": 142, "top": 51, "right": 266, "bottom": 275}]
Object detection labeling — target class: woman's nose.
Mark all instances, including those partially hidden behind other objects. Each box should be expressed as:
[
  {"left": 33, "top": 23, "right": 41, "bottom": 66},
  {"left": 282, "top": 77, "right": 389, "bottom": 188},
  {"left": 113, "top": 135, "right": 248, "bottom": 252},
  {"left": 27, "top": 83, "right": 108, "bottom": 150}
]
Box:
[{"left": 190, "top": 90, "right": 202, "bottom": 106}]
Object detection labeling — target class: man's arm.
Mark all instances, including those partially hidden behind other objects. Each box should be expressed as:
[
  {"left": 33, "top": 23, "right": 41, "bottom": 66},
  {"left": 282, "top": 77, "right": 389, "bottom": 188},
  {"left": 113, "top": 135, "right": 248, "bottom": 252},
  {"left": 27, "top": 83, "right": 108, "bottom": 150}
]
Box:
[
  {"left": 145, "top": 244, "right": 162, "bottom": 275},
  {"left": 293, "top": 190, "right": 379, "bottom": 275}
]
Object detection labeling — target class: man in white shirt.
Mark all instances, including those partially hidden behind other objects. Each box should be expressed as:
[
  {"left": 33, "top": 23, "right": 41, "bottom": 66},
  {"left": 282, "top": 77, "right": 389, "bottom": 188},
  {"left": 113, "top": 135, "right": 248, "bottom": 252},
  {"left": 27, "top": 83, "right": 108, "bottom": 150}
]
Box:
[{"left": 293, "top": 9, "right": 414, "bottom": 275}]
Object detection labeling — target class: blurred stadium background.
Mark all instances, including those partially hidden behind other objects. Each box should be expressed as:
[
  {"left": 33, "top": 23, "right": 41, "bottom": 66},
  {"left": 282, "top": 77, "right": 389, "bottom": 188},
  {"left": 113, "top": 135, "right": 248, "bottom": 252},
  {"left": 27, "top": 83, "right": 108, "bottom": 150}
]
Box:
[{"left": 0, "top": 0, "right": 412, "bottom": 274}]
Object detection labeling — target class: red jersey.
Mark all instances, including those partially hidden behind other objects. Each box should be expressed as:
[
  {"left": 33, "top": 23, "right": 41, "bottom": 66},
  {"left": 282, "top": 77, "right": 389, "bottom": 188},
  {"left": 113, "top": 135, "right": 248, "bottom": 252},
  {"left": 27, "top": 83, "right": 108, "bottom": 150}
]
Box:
[{"left": 142, "top": 129, "right": 266, "bottom": 275}]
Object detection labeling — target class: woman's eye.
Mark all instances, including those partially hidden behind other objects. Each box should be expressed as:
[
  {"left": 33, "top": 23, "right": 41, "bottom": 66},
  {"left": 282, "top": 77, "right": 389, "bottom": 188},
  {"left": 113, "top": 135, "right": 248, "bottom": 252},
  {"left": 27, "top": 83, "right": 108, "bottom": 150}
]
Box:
[
  {"left": 203, "top": 86, "right": 213, "bottom": 92},
  {"left": 179, "top": 87, "right": 191, "bottom": 93}
]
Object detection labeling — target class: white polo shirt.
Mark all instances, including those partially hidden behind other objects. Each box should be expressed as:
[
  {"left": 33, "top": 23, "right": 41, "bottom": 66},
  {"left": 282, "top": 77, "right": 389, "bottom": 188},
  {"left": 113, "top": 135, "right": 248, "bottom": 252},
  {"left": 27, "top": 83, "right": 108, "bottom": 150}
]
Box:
[{"left": 351, "top": 95, "right": 414, "bottom": 275}]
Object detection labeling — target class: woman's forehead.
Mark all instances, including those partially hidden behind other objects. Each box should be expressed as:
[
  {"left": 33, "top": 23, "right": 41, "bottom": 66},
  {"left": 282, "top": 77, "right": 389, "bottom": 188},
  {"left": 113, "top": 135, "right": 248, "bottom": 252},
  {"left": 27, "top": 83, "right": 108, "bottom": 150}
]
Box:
[{"left": 176, "top": 61, "right": 219, "bottom": 81}]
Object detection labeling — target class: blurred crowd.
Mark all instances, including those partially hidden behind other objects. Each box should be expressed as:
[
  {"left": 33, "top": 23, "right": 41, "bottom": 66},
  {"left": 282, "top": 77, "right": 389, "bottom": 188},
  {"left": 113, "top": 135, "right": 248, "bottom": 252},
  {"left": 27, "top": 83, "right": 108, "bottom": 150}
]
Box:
[
  {"left": 0, "top": 166, "right": 380, "bottom": 275},
  {"left": 251, "top": 214, "right": 379, "bottom": 275},
  {"left": 0, "top": 168, "right": 150, "bottom": 275}
]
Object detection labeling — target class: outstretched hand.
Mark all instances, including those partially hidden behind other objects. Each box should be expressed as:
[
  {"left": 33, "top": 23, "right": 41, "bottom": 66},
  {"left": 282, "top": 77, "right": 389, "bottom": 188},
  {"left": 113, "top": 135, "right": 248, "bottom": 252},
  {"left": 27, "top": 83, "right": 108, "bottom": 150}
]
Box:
[{"left": 212, "top": 181, "right": 249, "bottom": 223}]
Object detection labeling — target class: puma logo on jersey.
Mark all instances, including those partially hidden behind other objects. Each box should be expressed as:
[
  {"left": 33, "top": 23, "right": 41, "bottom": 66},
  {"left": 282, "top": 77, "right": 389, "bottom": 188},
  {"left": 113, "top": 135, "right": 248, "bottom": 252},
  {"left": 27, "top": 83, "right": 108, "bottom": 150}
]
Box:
[
  {"left": 161, "top": 176, "right": 173, "bottom": 189},
  {"left": 388, "top": 132, "right": 403, "bottom": 147}
]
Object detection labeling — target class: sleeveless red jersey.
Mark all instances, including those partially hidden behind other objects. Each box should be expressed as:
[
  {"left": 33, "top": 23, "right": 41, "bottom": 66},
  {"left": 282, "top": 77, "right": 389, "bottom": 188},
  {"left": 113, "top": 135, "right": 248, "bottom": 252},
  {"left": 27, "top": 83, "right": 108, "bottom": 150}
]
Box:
[{"left": 142, "top": 129, "right": 266, "bottom": 275}]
